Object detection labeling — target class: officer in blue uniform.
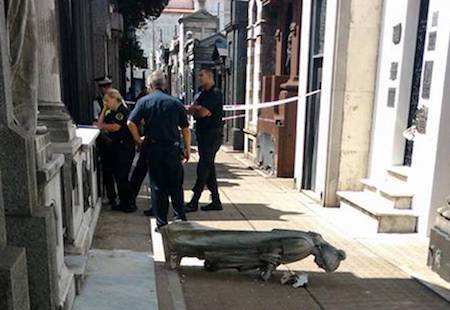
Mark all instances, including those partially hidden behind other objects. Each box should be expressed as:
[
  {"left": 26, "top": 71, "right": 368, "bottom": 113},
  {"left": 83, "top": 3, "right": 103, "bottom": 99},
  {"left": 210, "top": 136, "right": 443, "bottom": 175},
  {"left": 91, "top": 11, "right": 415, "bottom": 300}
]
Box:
[
  {"left": 97, "top": 88, "right": 136, "bottom": 213},
  {"left": 128, "top": 71, "right": 191, "bottom": 229},
  {"left": 185, "top": 68, "right": 224, "bottom": 213}
]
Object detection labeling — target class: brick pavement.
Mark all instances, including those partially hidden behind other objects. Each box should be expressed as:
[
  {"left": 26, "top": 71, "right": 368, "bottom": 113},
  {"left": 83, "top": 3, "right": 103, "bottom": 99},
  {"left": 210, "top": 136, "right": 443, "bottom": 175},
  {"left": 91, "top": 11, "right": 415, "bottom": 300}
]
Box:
[{"left": 161, "top": 149, "right": 450, "bottom": 310}]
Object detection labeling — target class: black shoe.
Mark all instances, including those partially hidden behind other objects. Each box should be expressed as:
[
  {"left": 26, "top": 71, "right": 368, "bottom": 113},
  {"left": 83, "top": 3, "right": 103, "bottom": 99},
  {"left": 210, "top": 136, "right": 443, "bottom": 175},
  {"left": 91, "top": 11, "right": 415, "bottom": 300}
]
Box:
[
  {"left": 122, "top": 205, "right": 138, "bottom": 213},
  {"left": 201, "top": 203, "right": 223, "bottom": 211},
  {"left": 143, "top": 208, "right": 154, "bottom": 217},
  {"left": 111, "top": 201, "right": 122, "bottom": 211},
  {"left": 185, "top": 201, "right": 199, "bottom": 213},
  {"left": 155, "top": 225, "right": 166, "bottom": 233}
]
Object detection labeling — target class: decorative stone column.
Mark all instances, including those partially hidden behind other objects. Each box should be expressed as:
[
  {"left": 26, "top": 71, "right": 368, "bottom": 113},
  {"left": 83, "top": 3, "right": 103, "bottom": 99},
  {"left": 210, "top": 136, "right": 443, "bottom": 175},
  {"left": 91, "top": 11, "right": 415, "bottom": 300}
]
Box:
[
  {"left": 36, "top": 0, "right": 77, "bottom": 143},
  {"left": 0, "top": 0, "right": 60, "bottom": 309},
  {"left": 34, "top": 0, "right": 84, "bottom": 248}
]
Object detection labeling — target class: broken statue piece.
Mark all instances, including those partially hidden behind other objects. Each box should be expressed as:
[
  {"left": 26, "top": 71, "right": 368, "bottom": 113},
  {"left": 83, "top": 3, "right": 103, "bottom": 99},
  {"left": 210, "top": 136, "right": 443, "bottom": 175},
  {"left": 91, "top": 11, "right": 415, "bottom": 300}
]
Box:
[{"left": 161, "top": 222, "right": 346, "bottom": 281}]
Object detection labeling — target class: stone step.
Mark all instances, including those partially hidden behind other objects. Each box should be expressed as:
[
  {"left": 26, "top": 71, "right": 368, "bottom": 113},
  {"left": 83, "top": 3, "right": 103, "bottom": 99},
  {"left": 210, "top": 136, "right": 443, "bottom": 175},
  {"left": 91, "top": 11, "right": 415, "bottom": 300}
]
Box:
[
  {"left": 337, "top": 191, "right": 418, "bottom": 233},
  {"left": 387, "top": 165, "right": 411, "bottom": 182},
  {"left": 361, "top": 178, "right": 413, "bottom": 209},
  {"left": 65, "top": 254, "right": 89, "bottom": 295}
]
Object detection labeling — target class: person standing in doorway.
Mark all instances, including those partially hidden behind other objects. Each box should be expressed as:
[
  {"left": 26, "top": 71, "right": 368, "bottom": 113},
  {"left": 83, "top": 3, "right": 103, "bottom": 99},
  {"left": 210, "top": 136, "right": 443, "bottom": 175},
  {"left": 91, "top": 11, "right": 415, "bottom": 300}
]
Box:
[
  {"left": 185, "top": 68, "right": 224, "bottom": 213},
  {"left": 128, "top": 71, "right": 191, "bottom": 230}
]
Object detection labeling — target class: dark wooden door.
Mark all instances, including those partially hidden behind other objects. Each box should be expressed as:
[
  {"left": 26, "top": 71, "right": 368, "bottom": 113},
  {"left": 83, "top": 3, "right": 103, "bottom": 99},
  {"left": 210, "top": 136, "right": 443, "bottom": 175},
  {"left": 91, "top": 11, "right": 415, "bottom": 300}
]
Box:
[
  {"left": 302, "top": 0, "right": 327, "bottom": 190},
  {"left": 404, "top": 0, "right": 430, "bottom": 166}
]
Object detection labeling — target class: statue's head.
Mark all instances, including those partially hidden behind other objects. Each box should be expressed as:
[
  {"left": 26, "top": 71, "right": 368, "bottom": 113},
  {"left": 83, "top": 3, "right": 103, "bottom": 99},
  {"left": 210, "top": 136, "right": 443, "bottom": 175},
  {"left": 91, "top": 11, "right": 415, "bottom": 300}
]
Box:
[{"left": 309, "top": 232, "right": 346, "bottom": 272}]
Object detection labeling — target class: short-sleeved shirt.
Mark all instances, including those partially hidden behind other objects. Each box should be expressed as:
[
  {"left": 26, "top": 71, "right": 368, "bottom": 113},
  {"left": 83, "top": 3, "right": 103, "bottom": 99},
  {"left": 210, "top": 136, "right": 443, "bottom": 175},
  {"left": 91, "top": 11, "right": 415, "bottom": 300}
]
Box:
[
  {"left": 128, "top": 90, "right": 189, "bottom": 143},
  {"left": 193, "top": 86, "right": 224, "bottom": 133},
  {"left": 105, "top": 103, "right": 132, "bottom": 144}
]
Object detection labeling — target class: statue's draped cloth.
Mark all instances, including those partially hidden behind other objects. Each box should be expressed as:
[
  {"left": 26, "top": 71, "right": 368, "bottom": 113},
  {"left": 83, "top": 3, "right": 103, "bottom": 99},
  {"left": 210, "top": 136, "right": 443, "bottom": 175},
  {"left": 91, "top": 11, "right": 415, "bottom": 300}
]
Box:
[{"left": 7, "top": 0, "right": 38, "bottom": 134}]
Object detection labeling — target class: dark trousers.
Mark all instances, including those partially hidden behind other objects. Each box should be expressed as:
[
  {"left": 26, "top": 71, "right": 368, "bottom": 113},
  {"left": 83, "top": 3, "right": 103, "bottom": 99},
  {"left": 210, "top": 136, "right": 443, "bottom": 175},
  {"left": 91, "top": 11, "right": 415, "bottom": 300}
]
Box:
[
  {"left": 130, "top": 146, "right": 156, "bottom": 209},
  {"left": 192, "top": 129, "right": 223, "bottom": 203},
  {"left": 146, "top": 143, "right": 186, "bottom": 227},
  {"left": 99, "top": 134, "right": 117, "bottom": 203},
  {"left": 112, "top": 141, "right": 135, "bottom": 208}
]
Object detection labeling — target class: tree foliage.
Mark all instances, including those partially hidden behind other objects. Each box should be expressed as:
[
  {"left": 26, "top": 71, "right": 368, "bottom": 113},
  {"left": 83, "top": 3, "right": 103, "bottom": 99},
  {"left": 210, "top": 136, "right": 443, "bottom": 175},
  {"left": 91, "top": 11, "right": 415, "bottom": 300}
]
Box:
[{"left": 118, "top": 0, "right": 169, "bottom": 65}]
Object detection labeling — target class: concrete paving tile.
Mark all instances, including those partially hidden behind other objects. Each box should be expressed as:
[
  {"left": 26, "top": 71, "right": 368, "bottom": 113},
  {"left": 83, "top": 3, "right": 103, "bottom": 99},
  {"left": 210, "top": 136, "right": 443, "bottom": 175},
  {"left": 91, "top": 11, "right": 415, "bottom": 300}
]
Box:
[
  {"left": 180, "top": 267, "right": 322, "bottom": 310},
  {"left": 73, "top": 249, "right": 158, "bottom": 310}
]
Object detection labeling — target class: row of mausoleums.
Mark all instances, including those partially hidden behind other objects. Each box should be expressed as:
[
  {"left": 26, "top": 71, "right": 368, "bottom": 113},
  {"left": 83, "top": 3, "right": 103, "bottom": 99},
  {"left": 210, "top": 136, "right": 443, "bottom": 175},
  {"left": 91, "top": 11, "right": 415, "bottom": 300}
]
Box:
[{"left": 243, "top": 0, "right": 450, "bottom": 236}]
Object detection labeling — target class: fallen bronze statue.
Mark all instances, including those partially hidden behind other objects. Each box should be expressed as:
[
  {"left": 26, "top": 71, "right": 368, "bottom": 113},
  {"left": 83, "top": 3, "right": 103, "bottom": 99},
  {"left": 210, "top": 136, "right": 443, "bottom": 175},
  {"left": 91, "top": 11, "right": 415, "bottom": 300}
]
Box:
[{"left": 160, "top": 222, "right": 346, "bottom": 280}]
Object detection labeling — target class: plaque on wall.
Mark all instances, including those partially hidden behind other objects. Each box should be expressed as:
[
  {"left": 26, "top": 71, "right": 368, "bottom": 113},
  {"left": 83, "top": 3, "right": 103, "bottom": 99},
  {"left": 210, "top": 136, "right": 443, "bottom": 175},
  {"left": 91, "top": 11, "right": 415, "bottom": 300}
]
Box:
[
  {"left": 387, "top": 87, "right": 396, "bottom": 108},
  {"left": 428, "top": 31, "right": 437, "bottom": 51},
  {"left": 390, "top": 62, "right": 399, "bottom": 80},
  {"left": 415, "top": 105, "right": 428, "bottom": 134},
  {"left": 432, "top": 11, "right": 439, "bottom": 27},
  {"left": 422, "top": 61, "right": 434, "bottom": 99},
  {"left": 393, "top": 23, "right": 402, "bottom": 44}
]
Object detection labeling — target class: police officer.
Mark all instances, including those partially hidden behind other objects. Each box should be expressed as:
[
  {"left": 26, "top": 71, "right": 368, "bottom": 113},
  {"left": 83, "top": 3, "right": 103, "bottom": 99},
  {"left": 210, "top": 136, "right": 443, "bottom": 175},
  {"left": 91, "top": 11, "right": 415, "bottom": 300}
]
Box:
[
  {"left": 93, "top": 77, "right": 118, "bottom": 209},
  {"left": 185, "top": 68, "right": 224, "bottom": 212},
  {"left": 97, "top": 88, "right": 137, "bottom": 213},
  {"left": 128, "top": 71, "right": 191, "bottom": 229}
]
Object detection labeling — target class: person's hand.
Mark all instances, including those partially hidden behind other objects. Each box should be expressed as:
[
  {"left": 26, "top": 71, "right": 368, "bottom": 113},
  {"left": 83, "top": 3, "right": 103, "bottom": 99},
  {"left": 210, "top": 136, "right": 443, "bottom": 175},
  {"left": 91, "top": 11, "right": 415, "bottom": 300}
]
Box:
[
  {"left": 94, "top": 121, "right": 103, "bottom": 130},
  {"left": 182, "top": 148, "right": 190, "bottom": 163},
  {"left": 185, "top": 105, "right": 197, "bottom": 115}
]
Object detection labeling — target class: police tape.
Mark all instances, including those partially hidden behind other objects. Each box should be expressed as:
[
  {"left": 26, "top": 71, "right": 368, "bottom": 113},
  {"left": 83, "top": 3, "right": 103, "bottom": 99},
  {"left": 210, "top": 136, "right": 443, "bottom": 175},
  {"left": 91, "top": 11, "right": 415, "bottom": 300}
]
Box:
[
  {"left": 222, "top": 114, "right": 246, "bottom": 121},
  {"left": 222, "top": 89, "right": 321, "bottom": 112}
]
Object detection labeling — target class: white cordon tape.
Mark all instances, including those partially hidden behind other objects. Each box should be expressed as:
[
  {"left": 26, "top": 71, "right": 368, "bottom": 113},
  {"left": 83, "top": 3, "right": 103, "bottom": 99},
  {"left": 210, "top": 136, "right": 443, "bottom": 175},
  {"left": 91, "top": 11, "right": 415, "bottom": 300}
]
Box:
[
  {"left": 222, "top": 114, "right": 246, "bottom": 121},
  {"left": 222, "top": 89, "right": 321, "bottom": 112}
]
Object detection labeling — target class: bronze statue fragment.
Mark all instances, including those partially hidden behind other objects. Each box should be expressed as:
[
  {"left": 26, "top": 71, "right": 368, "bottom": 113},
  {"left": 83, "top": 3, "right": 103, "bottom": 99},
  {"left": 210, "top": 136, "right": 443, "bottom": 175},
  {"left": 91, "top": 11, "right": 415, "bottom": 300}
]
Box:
[{"left": 161, "top": 222, "right": 346, "bottom": 280}]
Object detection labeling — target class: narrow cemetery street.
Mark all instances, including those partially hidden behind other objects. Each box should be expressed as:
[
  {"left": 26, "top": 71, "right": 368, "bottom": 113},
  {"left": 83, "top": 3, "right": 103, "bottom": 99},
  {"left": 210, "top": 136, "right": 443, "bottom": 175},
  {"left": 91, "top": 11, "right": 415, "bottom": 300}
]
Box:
[
  {"left": 3, "top": 1, "right": 450, "bottom": 309},
  {"left": 76, "top": 148, "right": 450, "bottom": 309}
]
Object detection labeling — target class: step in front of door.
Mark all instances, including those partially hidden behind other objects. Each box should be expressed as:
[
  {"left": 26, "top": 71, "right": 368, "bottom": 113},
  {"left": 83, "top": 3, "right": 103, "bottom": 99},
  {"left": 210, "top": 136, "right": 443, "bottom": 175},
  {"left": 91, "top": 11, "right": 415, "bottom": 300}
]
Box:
[{"left": 337, "top": 191, "right": 418, "bottom": 233}]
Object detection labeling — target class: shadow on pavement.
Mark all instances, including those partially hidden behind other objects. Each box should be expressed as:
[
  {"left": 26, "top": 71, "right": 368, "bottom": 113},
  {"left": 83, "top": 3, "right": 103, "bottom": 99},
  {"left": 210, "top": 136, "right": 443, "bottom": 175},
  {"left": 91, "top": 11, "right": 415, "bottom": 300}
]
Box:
[
  {"left": 177, "top": 267, "right": 450, "bottom": 310},
  {"left": 182, "top": 203, "right": 304, "bottom": 222}
]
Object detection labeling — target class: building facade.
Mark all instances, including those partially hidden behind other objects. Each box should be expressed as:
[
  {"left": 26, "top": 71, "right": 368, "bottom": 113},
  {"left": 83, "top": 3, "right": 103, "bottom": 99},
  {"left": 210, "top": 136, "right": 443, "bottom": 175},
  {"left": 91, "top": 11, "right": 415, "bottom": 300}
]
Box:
[
  {"left": 223, "top": 0, "right": 248, "bottom": 151},
  {"left": 1, "top": 0, "right": 106, "bottom": 309},
  {"left": 184, "top": 32, "right": 227, "bottom": 103},
  {"left": 59, "top": 0, "right": 124, "bottom": 125},
  {"left": 294, "top": 0, "right": 381, "bottom": 202},
  {"left": 286, "top": 0, "right": 450, "bottom": 237},
  {"left": 339, "top": 0, "right": 450, "bottom": 235},
  {"left": 258, "top": 0, "right": 302, "bottom": 177},
  {"left": 244, "top": 0, "right": 276, "bottom": 166}
]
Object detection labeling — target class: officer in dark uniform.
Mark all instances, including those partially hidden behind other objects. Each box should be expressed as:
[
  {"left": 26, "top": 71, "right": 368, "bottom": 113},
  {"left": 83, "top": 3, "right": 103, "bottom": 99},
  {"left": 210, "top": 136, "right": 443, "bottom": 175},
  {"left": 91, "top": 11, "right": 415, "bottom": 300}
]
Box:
[
  {"left": 97, "top": 88, "right": 136, "bottom": 213},
  {"left": 93, "top": 77, "right": 118, "bottom": 208},
  {"left": 128, "top": 71, "right": 191, "bottom": 229},
  {"left": 185, "top": 68, "right": 224, "bottom": 212}
]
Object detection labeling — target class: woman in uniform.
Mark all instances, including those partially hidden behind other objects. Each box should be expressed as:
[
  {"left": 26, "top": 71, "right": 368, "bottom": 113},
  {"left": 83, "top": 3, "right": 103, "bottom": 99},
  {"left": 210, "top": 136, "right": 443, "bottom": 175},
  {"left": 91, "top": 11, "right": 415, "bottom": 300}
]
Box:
[{"left": 96, "top": 89, "right": 137, "bottom": 213}]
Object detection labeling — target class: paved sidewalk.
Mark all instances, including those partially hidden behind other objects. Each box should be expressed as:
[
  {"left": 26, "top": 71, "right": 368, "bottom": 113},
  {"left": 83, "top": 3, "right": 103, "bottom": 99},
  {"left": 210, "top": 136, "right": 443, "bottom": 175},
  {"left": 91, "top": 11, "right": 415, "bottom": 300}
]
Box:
[
  {"left": 76, "top": 183, "right": 157, "bottom": 310},
  {"left": 155, "top": 149, "right": 450, "bottom": 310}
]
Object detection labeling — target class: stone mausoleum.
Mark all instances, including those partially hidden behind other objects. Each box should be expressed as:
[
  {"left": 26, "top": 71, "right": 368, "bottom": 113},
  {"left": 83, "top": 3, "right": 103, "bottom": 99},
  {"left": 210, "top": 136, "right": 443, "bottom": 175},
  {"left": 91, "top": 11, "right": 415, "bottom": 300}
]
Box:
[{"left": 0, "top": 0, "right": 119, "bottom": 308}]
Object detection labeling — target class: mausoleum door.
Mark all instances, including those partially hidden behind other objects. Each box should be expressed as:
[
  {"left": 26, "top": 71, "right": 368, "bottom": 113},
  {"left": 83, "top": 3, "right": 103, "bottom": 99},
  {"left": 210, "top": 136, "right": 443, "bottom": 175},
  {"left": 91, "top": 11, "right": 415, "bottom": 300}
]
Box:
[
  {"left": 302, "top": 0, "right": 326, "bottom": 190},
  {"left": 404, "top": 0, "right": 429, "bottom": 166}
]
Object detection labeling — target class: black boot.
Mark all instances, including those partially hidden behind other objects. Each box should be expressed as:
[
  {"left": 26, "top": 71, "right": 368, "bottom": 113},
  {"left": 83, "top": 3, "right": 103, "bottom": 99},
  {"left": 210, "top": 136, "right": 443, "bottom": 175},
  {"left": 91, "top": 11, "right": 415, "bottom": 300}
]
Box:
[
  {"left": 110, "top": 200, "right": 122, "bottom": 211},
  {"left": 201, "top": 201, "right": 223, "bottom": 211},
  {"left": 185, "top": 192, "right": 201, "bottom": 213},
  {"left": 185, "top": 201, "right": 199, "bottom": 213},
  {"left": 122, "top": 204, "right": 138, "bottom": 213}
]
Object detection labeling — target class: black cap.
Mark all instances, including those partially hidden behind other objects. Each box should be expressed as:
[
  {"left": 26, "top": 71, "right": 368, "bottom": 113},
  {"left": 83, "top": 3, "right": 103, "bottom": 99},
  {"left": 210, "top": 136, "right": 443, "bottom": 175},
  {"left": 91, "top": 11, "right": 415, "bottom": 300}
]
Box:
[{"left": 97, "top": 77, "right": 113, "bottom": 86}]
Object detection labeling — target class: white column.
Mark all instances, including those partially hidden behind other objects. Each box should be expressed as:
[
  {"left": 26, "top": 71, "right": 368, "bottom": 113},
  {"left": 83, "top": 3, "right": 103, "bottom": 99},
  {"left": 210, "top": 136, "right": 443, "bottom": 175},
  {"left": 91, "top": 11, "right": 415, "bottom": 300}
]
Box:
[
  {"left": 367, "top": 0, "right": 421, "bottom": 180},
  {"left": 409, "top": 0, "right": 450, "bottom": 234},
  {"left": 294, "top": 0, "right": 312, "bottom": 188}
]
